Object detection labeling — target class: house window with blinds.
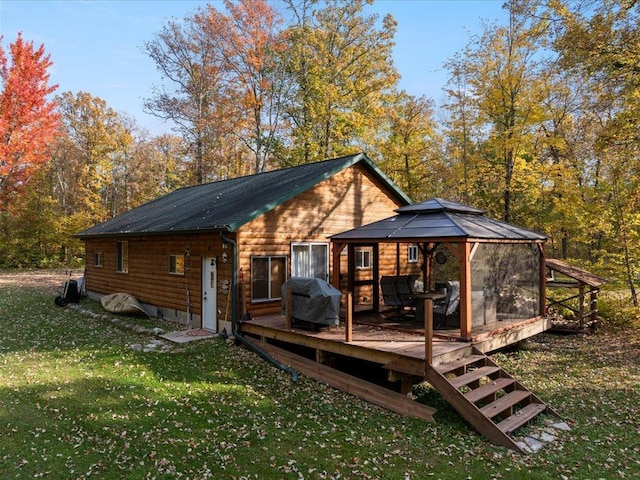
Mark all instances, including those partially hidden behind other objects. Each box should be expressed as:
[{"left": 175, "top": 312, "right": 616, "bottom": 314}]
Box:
[{"left": 291, "top": 243, "right": 329, "bottom": 281}]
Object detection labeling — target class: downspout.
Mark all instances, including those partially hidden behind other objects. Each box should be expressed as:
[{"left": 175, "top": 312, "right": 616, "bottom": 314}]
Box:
[{"left": 220, "top": 231, "right": 298, "bottom": 382}]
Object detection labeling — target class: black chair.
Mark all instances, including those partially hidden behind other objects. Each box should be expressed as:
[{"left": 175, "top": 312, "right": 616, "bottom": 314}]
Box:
[
  {"left": 433, "top": 280, "right": 460, "bottom": 327},
  {"left": 380, "top": 275, "right": 417, "bottom": 318}
]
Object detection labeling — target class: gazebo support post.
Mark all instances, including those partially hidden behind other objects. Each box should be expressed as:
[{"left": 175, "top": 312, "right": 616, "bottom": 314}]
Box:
[
  {"left": 332, "top": 242, "right": 344, "bottom": 291},
  {"left": 459, "top": 242, "right": 473, "bottom": 340},
  {"left": 539, "top": 243, "right": 547, "bottom": 316},
  {"left": 424, "top": 298, "right": 433, "bottom": 369},
  {"left": 345, "top": 292, "right": 353, "bottom": 342}
]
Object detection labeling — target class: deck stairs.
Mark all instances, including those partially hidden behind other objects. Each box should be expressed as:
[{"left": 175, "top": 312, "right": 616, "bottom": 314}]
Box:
[{"left": 425, "top": 348, "right": 560, "bottom": 452}]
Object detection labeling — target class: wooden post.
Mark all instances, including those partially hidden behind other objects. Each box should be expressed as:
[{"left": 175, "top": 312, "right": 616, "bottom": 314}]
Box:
[
  {"left": 424, "top": 298, "right": 433, "bottom": 371},
  {"left": 459, "top": 242, "right": 473, "bottom": 340},
  {"left": 578, "top": 283, "right": 585, "bottom": 328},
  {"left": 345, "top": 292, "right": 353, "bottom": 342},
  {"left": 332, "top": 242, "right": 344, "bottom": 290},
  {"left": 285, "top": 286, "right": 293, "bottom": 330},
  {"left": 539, "top": 243, "right": 547, "bottom": 316},
  {"left": 590, "top": 288, "right": 599, "bottom": 323}
]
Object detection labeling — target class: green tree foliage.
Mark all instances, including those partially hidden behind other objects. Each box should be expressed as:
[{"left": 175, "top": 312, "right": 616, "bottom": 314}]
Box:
[
  {"left": 550, "top": 0, "right": 640, "bottom": 303},
  {"left": 375, "top": 91, "right": 443, "bottom": 201},
  {"left": 282, "top": 0, "right": 399, "bottom": 164}
]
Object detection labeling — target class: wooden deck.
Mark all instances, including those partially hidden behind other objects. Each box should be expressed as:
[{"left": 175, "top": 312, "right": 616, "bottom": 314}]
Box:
[{"left": 239, "top": 313, "right": 552, "bottom": 385}]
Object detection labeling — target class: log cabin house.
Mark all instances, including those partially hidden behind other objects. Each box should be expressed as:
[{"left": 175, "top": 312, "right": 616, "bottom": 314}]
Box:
[{"left": 77, "top": 153, "right": 413, "bottom": 334}]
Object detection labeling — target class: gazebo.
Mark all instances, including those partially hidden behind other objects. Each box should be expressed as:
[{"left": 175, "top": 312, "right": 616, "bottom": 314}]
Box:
[{"left": 330, "top": 198, "right": 548, "bottom": 341}]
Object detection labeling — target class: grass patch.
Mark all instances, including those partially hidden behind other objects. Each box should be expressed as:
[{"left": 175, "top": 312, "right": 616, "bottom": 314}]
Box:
[{"left": 1, "top": 283, "right": 640, "bottom": 479}]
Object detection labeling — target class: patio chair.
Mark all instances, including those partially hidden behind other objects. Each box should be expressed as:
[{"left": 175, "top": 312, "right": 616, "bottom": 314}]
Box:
[
  {"left": 433, "top": 280, "right": 460, "bottom": 328},
  {"left": 380, "top": 275, "right": 416, "bottom": 318}
]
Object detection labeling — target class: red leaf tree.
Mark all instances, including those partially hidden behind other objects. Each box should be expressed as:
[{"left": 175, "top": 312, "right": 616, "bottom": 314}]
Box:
[{"left": 0, "top": 33, "right": 60, "bottom": 210}]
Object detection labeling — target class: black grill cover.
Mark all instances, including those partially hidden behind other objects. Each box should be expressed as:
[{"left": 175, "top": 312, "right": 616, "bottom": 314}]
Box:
[{"left": 281, "top": 278, "right": 341, "bottom": 326}]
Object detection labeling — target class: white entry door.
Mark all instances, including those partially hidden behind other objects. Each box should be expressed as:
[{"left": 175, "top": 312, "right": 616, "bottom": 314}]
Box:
[{"left": 202, "top": 257, "right": 217, "bottom": 331}]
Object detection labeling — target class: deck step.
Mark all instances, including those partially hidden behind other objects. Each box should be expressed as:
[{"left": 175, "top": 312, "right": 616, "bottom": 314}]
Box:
[
  {"left": 464, "top": 377, "right": 515, "bottom": 403},
  {"left": 434, "top": 354, "right": 486, "bottom": 374},
  {"left": 480, "top": 389, "right": 532, "bottom": 418},
  {"left": 449, "top": 366, "right": 501, "bottom": 389},
  {"left": 426, "top": 348, "right": 559, "bottom": 453},
  {"left": 497, "top": 402, "right": 548, "bottom": 433}
]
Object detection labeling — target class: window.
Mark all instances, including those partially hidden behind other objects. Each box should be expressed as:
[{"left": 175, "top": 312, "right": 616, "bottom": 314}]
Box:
[
  {"left": 94, "top": 252, "right": 103, "bottom": 268},
  {"left": 168, "top": 254, "right": 185, "bottom": 275},
  {"left": 292, "top": 243, "right": 328, "bottom": 280},
  {"left": 251, "top": 256, "right": 287, "bottom": 302},
  {"left": 116, "top": 241, "right": 128, "bottom": 273},
  {"left": 355, "top": 247, "right": 372, "bottom": 270},
  {"left": 408, "top": 245, "right": 419, "bottom": 264}
]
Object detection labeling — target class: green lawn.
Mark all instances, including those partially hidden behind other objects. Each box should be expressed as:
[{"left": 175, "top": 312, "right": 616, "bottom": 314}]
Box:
[{"left": 1, "top": 284, "right": 639, "bottom": 479}]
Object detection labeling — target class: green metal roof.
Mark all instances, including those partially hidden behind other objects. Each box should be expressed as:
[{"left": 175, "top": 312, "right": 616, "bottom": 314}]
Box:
[{"left": 77, "top": 153, "right": 411, "bottom": 238}]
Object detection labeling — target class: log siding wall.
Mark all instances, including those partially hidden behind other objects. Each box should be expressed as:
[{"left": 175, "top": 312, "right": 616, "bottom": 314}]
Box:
[
  {"left": 84, "top": 233, "right": 233, "bottom": 324},
  {"left": 237, "top": 164, "right": 405, "bottom": 319}
]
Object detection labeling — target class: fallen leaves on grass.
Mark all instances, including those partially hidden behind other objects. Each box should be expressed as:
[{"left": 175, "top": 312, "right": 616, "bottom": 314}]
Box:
[{"left": 1, "top": 283, "right": 640, "bottom": 479}]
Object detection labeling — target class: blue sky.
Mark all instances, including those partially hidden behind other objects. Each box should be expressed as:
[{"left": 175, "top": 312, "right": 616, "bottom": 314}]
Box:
[{"left": 0, "top": 0, "right": 507, "bottom": 135}]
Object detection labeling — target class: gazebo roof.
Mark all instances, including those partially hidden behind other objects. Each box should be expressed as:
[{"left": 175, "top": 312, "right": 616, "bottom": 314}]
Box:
[{"left": 331, "top": 198, "right": 547, "bottom": 242}]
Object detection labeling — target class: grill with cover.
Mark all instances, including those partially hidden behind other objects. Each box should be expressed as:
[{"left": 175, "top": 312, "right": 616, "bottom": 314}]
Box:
[{"left": 281, "top": 277, "right": 341, "bottom": 326}]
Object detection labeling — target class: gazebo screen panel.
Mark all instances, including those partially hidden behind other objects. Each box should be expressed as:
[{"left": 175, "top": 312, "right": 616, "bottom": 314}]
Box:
[{"left": 471, "top": 243, "right": 540, "bottom": 324}]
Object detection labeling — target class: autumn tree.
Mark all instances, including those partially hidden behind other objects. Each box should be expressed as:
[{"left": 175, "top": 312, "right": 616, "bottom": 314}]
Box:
[
  {"left": 200, "top": 0, "right": 290, "bottom": 173},
  {"left": 442, "top": 57, "right": 481, "bottom": 204},
  {"left": 145, "top": 0, "right": 288, "bottom": 178},
  {"left": 551, "top": 0, "right": 640, "bottom": 303},
  {"left": 143, "top": 134, "right": 191, "bottom": 194},
  {"left": 282, "top": 0, "right": 400, "bottom": 164},
  {"left": 376, "top": 91, "right": 442, "bottom": 201},
  {"left": 444, "top": 0, "right": 553, "bottom": 223},
  {"left": 53, "top": 91, "right": 147, "bottom": 223},
  {"left": 0, "top": 33, "right": 59, "bottom": 210},
  {"left": 144, "top": 12, "right": 231, "bottom": 183}
]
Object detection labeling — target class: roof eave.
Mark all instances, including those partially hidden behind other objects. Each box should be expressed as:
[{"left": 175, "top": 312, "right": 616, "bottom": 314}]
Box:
[
  {"left": 331, "top": 235, "right": 547, "bottom": 244},
  {"left": 76, "top": 225, "right": 231, "bottom": 239}
]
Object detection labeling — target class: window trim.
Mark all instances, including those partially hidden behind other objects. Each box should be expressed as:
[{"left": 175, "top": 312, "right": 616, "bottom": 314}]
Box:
[
  {"left": 94, "top": 252, "right": 103, "bottom": 268},
  {"left": 116, "top": 241, "right": 128, "bottom": 273},
  {"left": 251, "top": 255, "right": 288, "bottom": 303},
  {"left": 168, "top": 254, "right": 185, "bottom": 276}
]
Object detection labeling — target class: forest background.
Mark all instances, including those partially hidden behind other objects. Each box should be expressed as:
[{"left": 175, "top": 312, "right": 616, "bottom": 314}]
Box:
[{"left": 2, "top": 0, "right": 639, "bottom": 314}]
